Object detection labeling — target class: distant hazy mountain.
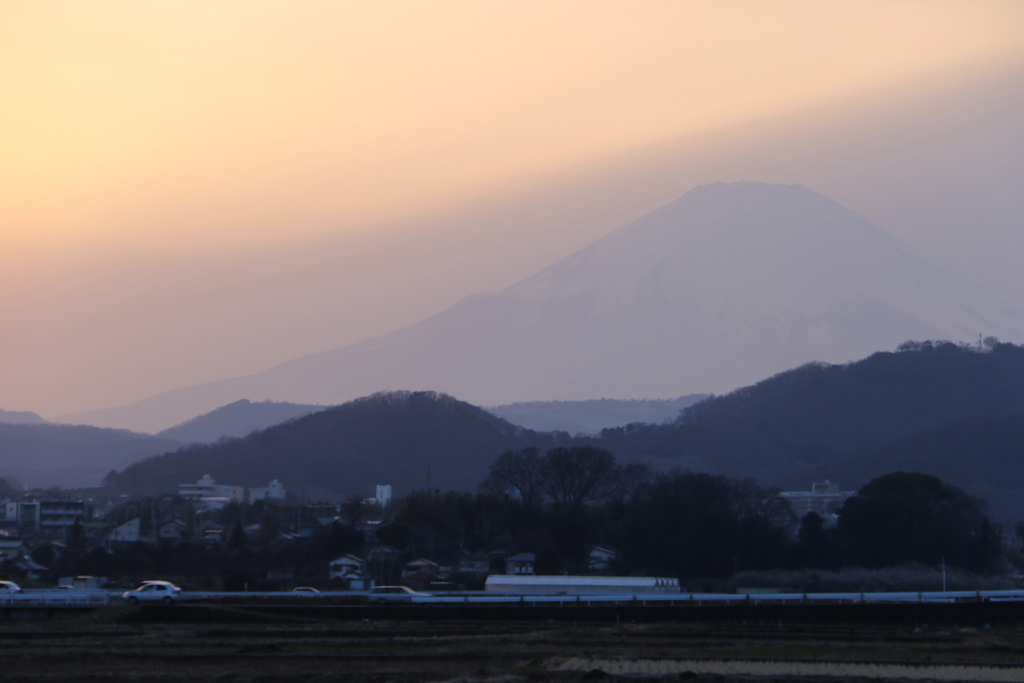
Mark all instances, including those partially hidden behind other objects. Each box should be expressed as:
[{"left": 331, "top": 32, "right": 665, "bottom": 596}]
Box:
[
  {"left": 0, "top": 423, "right": 180, "bottom": 489},
  {"left": 0, "top": 409, "right": 48, "bottom": 425},
  {"left": 488, "top": 395, "right": 708, "bottom": 435},
  {"left": 63, "top": 182, "right": 1024, "bottom": 433},
  {"left": 105, "top": 391, "right": 560, "bottom": 499},
  {"left": 157, "top": 399, "right": 324, "bottom": 444},
  {"left": 599, "top": 342, "right": 1024, "bottom": 508}
]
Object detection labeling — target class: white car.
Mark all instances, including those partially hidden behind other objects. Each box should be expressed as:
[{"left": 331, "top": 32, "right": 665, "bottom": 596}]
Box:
[
  {"left": 292, "top": 587, "right": 321, "bottom": 597},
  {"left": 365, "top": 585, "right": 430, "bottom": 605},
  {"left": 0, "top": 581, "right": 22, "bottom": 594},
  {"left": 123, "top": 581, "right": 182, "bottom": 605}
]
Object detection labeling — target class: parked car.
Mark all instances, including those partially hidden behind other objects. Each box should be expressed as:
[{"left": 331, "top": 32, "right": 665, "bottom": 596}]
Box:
[
  {"left": 365, "top": 585, "right": 429, "bottom": 605},
  {"left": 291, "top": 587, "right": 321, "bottom": 597},
  {"left": 0, "top": 581, "right": 22, "bottom": 594},
  {"left": 123, "top": 581, "right": 182, "bottom": 605}
]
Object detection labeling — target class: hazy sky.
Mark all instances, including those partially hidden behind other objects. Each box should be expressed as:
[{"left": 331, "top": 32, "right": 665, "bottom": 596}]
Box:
[{"left": 2, "top": 1, "right": 1024, "bottom": 417}]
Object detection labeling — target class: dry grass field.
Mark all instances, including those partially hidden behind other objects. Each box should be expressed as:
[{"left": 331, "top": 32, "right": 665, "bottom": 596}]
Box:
[{"left": 5, "top": 605, "right": 1024, "bottom": 682}]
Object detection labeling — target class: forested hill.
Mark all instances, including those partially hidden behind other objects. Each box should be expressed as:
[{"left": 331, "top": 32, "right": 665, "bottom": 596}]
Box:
[
  {"left": 812, "top": 412, "right": 1024, "bottom": 520},
  {"left": 598, "top": 341, "right": 1024, "bottom": 486},
  {"left": 157, "top": 399, "right": 324, "bottom": 444},
  {"left": 0, "top": 408, "right": 48, "bottom": 425},
  {"left": 487, "top": 395, "right": 708, "bottom": 435},
  {"left": 105, "top": 391, "right": 562, "bottom": 499},
  {"left": 0, "top": 424, "right": 181, "bottom": 489},
  {"left": 103, "top": 343, "right": 1024, "bottom": 504}
]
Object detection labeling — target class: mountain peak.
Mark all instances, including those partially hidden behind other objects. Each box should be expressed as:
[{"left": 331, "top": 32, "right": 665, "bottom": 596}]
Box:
[{"left": 59, "top": 183, "right": 1024, "bottom": 432}]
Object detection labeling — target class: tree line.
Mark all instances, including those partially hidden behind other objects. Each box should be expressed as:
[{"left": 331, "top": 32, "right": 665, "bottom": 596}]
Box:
[
  {"left": 5, "top": 446, "right": 1006, "bottom": 589},
  {"left": 379, "top": 447, "right": 1004, "bottom": 579}
]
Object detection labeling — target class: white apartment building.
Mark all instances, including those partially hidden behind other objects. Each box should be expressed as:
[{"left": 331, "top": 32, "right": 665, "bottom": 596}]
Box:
[
  {"left": 0, "top": 499, "right": 91, "bottom": 538},
  {"left": 779, "top": 480, "right": 853, "bottom": 519},
  {"left": 179, "top": 475, "right": 244, "bottom": 509},
  {"left": 248, "top": 479, "right": 286, "bottom": 503},
  {"left": 363, "top": 484, "right": 392, "bottom": 507},
  {"left": 109, "top": 518, "right": 141, "bottom": 543}
]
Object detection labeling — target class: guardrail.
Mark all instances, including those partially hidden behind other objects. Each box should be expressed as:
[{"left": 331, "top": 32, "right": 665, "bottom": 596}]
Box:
[
  {"left": 172, "top": 590, "right": 366, "bottom": 600},
  {"left": 13, "top": 588, "right": 1024, "bottom": 608},
  {"left": 169, "top": 589, "right": 1024, "bottom": 605},
  {"left": 0, "top": 590, "right": 109, "bottom": 607},
  {"left": 404, "top": 590, "right": 1024, "bottom": 606}
]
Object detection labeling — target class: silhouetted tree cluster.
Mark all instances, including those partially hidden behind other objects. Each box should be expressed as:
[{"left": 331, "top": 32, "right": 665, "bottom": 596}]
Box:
[
  {"left": 788, "top": 472, "right": 1003, "bottom": 573},
  {"left": 385, "top": 460, "right": 1004, "bottom": 580},
  {"left": 376, "top": 451, "right": 794, "bottom": 578},
  {"left": 836, "top": 472, "right": 1001, "bottom": 572},
  {"left": 479, "top": 446, "right": 644, "bottom": 507}
]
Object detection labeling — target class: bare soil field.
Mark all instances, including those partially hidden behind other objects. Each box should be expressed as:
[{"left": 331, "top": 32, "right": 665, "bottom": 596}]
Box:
[{"left": 5, "top": 605, "right": 1024, "bottom": 682}]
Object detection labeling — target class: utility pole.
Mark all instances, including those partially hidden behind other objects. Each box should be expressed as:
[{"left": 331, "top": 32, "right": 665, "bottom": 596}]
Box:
[{"left": 942, "top": 557, "right": 947, "bottom": 592}]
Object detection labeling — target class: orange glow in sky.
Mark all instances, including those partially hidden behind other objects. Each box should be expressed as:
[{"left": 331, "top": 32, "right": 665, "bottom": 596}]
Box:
[
  {"left": 3, "top": 0, "right": 1023, "bottom": 254},
  {"left": 2, "top": 1, "right": 1024, "bottom": 419}
]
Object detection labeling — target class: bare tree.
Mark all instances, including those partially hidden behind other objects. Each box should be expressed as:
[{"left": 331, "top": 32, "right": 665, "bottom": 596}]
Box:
[
  {"left": 541, "top": 446, "right": 617, "bottom": 506},
  {"left": 607, "top": 462, "right": 651, "bottom": 502},
  {"left": 480, "top": 447, "right": 546, "bottom": 508},
  {"left": 341, "top": 494, "right": 365, "bottom": 526}
]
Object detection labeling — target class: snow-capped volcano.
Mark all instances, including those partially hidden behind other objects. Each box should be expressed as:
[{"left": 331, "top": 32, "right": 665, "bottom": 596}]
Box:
[{"left": 65, "top": 182, "right": 1024, "bottom": 432}]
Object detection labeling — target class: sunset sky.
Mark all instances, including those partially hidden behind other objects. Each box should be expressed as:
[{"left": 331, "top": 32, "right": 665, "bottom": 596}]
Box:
[{"left": 2, "top": 1, "right": 1024, "bottom": 419}]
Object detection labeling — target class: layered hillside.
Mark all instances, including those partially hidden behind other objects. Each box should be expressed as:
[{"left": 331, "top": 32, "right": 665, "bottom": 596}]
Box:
[
  {"left": 487, "top": 395, "right": 707, "bottom": 435},
  {"left": 157, "top": 399, "right": 324, "bottom": 444},
  {"left": 600, "top": 342, "right": 1024, "bottom": 489},
  {"left": 810, "top": 412, "right": 1024, "bottom": 520},
  {"left": 0, "top": 424, "right": 181, "bottom": 489},
  {"left": 64, "top": 182, "right": 1024, "bottom": 433},
  {"left": 104, "top": 391, "right": 561, "bottom": 498},
  {"left": 0, "top": 408, "right": 47, "bottom": 425}
]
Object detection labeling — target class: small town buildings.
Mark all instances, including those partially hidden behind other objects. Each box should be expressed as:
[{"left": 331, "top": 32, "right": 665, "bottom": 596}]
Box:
[
  {"left": 363, "top": 484, "right": 392, "bottom": 507},
  {"left": 158, "top": 520, "right": 187, "bottom": 542},
  {"left": 485, "top": 575, "right": 681, "bottom": 594},
  {"left": 37, "top": 500, "right": 89, "bottom": 537},
  {"left": 457, "top": 553, "right": 490, "bottom": 574},
  {"left": 0, "top": 498, "right": 92, "bottom": 538},
  {"left": 14, "top": 557, "right": 47, "bottom": 580},
  {"left": 401, "top": 559, "right": 441, "bottom": 590},
  {"left": 779, "top": 481, "right": 853, "bottom": 519},
  {"left": 347, "top": 575, "right": 373, "bottom": 590},
  {"left": 329, "top": 554, "right": 372, "bottom": 590},
  {"left": 109, "top": 518, "right": 141, "bottom": 544},
  {"left": 0, "top": 538, "right": 27, "bottom": 560},
  {"left": 248, "top": 479, "right": 286, "bottom": 503},
  {"left": 0, "top": 501, "right": 17, "bottom": 526},
  {"left": 587, "top": 546, "right": 619, "bottom": 572},
  {"left": 179, "top": 475, "right": 245, "bottom": 509},
  {"left": 58, "top": 576, "right": 108, "bottom": 589},
  {"left": 403, "top": 558, "right": 439, "bottom": 578},
  {"left": 505, "top": 552, "right": 536, "bottom": 575},
  {"left": 329, "top": 554, "right": 366, "bottom": 578}
]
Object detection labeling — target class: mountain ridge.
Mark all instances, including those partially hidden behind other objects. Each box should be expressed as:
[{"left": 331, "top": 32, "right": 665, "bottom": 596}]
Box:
[
  {"left": 0, "top": 408, "right": 48, "bottom": 426},
  {"left": 157, "top": 399, "right": 324, "bottom": 444},
  {"left": 487, "top": 395, "right": 709, "bottom": 435},
  {"left": 0, "top": 423, "right": 181, "bottom": 489},
  {"left": 596, "top": 341, "right": 1024, "bottom": 516},
  {"left": 61, "top": 181, "right": 1024, "bottom": 433},
  {"left": 104, "top": 391, "right": 561, "bottom": 498}
]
